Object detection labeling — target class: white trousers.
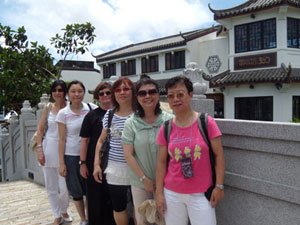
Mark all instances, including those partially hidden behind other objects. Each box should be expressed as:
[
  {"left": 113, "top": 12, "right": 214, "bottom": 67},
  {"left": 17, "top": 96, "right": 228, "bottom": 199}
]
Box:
[
  {"left": 42, "top": 167, "right": 69, "bottom": 218},
  {"left": 131, "top": 185, "right": 155, "bottom": 225},
  {"left": 164, "top": 188, "right": 216, "bottom": 225}
]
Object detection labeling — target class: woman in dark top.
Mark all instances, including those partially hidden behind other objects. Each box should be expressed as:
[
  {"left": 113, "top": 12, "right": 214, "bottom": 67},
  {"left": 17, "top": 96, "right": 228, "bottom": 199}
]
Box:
[{"left": 79, "top": 82, "right": 115, "bottom": 225}]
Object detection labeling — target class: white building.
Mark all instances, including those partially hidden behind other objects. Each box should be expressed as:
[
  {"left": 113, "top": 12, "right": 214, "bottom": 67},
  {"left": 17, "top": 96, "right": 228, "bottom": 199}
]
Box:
[
  {"left": 59, "top": 60, "right": 102, "bottom": 103},
  {"left": 95, "top": 26, "right": 227, "bottom": 117},
  {"left": 208, "top": 0, "right": 300, "bottom": 122},
  {"left": 95, "top": 0, "right": 300, "bottom": 122}
]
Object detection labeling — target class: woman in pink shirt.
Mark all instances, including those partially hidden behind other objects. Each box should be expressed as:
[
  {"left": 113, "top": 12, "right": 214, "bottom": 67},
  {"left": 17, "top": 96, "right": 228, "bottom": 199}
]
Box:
[{"left": 156, "top": 76, "right": 225, "bottom": 225}]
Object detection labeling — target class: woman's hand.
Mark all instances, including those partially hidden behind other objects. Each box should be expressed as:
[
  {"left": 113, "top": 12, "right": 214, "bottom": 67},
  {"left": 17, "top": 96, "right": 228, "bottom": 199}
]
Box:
[
  {"left": 36, "top": 149, "right": 45, "bottom": 166},
  {"left": 143, "top": 177, "right": 155, "bottom": 193},
  {"left": 59, "top": 164, "right": 67, "bottom": 178},
  {"left": 210, "top": 187, "right": 224, "bottom": 208},
  {"left": 156, "top": 193, "right": 167, "bottom": 216},
  {"left": 93, "top": 164, "right": 103, "bottom": 183},
  {"left": 80, "top": 164, "right": 89, "bottom": 179}
]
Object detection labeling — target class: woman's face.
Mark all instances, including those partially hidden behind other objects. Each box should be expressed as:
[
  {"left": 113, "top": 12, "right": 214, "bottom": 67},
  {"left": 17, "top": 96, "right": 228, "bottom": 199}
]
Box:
[
  {"left": 167, "top": 82, "right": 193, "bottom": 114},
  {"left": 51, "top": 85, "right": 65, "bottom": 102},
  {"left": 98, "top": 87, "right": 112, "bottom": 106},
  {"left": 68, "top": 83, "right": 85, "bottom": 104},
  {"left": 114, "top": 82, "right": 132, "bottom": 106},
  {"left": 137, "top": 84, "right": 159, "bottom": 111}
]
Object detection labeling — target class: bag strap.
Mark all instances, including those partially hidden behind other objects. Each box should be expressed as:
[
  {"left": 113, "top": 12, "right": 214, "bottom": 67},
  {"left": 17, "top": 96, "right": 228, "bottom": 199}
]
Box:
[
  {"left": 198, "top": 112, "right": 216, "bottom": 185},
  {"left": 87, "top": 103, "right": 92, "bottom": 111},
  {"left": 106, "top": 108, "right": 115, "bottom": 135},
  {"left": 163, "top": 118, "right": 173, "bottom": 144}
]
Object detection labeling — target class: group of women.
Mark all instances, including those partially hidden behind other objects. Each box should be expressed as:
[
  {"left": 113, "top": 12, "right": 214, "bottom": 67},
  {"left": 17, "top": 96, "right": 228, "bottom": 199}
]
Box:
[{"left": 36, "top": 75, "right": 225, "bottom": 225}]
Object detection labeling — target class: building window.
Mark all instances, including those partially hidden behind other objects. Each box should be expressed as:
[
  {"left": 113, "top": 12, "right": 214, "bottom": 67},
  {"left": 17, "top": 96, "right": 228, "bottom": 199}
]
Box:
[
  {"left": 287, "top": 18, "right": 300, "bottom": 48},
  {"left": 293, "top": 96, "right": 300, "bottom": 120},
  {"left": 121, "top": 59, "right": 136, "bottom": 76},
  {"left": 235, "top": 19, "right": 276, "bottom": 53},
  {"left": 103, "top": 63, "right": 116, "bottom": 79},
  {"left": 165, "top": 50, "right": 185, "bottom": 70},
  {"left": 141, "top": 55, "right": 158, "bottom": 73},
  {"left": 235, "top": 96, "right": 273, "bottom": 121}
]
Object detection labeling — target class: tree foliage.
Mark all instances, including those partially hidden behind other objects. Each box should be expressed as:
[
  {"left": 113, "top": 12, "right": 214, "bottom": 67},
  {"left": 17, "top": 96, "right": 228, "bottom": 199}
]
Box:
[
  {"left": 50, "top": 22, "right": 96, "bottom": 63},
  {"left": 0, "top": 24, "right": 60, "bottom": 113}
]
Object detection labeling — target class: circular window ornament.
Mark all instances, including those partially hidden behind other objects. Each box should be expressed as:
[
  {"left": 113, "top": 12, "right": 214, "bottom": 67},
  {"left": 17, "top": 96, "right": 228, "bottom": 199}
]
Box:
[{"left": 206, "top": 55, "right": 221, "bottom": 74}]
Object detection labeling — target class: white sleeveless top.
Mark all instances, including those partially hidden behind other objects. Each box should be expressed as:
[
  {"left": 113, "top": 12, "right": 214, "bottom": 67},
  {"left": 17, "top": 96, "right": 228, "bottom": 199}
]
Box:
[{"left": 42, "top": 112, "right": 60, "bottom": 167}]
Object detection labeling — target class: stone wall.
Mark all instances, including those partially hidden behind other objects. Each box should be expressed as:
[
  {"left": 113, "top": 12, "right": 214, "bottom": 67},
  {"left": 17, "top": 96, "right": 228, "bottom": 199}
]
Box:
[{"left": 215, "top": 119, "right": 300, "bottom": 225}]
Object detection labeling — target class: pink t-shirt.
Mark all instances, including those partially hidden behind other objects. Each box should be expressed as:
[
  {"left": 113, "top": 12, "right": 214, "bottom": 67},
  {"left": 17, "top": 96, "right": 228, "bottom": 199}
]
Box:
[{"left": 156, "top": 115, "right": 221, "bottom": 194}]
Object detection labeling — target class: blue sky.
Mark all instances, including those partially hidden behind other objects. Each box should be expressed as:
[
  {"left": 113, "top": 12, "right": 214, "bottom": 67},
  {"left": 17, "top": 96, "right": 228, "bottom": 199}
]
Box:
[{"left": 0, "top": 0, "right": 244, "bottom": 64}]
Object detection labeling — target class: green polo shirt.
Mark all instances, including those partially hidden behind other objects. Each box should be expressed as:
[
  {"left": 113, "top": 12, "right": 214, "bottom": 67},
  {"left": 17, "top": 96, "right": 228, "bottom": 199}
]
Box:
[{"left": 122, "top": 110, "right": 173, "bottom": 188}]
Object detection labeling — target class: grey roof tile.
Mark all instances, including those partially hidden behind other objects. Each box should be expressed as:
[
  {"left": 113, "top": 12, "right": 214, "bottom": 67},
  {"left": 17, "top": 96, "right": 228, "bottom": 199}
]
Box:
[
  {"left": 209, "top": 0, "right": 300, "bottom": 20},
  {"left": 209, "top": 65, "right": 300, "bottom": 87},
  {"left": 95, "top": 26, "right": 220, "bottom": 63}
]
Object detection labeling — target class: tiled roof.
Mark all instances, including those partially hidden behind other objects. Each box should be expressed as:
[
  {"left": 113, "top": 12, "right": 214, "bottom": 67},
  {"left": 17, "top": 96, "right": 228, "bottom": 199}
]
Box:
[
  {"left": 209, "top": 64, "right": 300, "bottom": 87},
  {"left": 209, "top": 0, "right": 300, "bottom": 20},
  {"left": 95, "top": 26, "right": 220, "bottom": 63}
]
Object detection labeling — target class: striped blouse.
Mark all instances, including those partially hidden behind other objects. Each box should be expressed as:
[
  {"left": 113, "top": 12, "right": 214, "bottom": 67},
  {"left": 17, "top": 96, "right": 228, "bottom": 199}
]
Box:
[{"left": 102, "top": 110, "right": 132, "bottom": 163}]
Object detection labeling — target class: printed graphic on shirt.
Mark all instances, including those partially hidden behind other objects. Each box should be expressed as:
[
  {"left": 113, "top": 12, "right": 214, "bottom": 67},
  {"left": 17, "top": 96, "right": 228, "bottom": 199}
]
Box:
[{"left": 194, "top": 145, "right": 202, "bottom": 160}]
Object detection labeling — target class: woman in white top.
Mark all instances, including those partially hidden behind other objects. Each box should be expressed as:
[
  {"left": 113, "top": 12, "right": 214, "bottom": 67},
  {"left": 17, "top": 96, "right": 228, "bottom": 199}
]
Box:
[
  {"left": 36, "top": 80, "right": 72, "bottom": 225},
  {"left": 56, "top": 80, "right": 95, "bottom": 225},
  {"left": 94, "top": 77, "right": 135, "bottom": 225}
]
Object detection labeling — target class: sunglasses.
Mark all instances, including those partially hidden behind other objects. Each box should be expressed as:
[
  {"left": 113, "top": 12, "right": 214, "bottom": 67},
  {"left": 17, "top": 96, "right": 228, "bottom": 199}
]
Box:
[
  {"left": 115, "top": 87, "right": 131, "bottom": 93},
  {"left": 99, "top": 91, "right": 111, "bottom": 96},
  {"left": 137, "top": 89, "right": 158, "bottom": 97},
  {"left": 52, "top": 88, "right": 64, "bottom": 93},
  {"left": 167, "top": 92, "right": 186, "bottom": 100}
]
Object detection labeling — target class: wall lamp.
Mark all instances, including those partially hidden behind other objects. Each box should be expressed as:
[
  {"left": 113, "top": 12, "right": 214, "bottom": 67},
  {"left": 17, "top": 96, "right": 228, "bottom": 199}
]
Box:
[
  {"left": 275, "top": 83, "right": 282, "bottom": 90},
  {"left": 249, "top": 84, "right": 254, "bottom": 89},
  {"left": 219, "top": 87, "right": 226, "bottom": 92},
  {"left": 250, "top": 13, "right": 255, "bottom": 19}
]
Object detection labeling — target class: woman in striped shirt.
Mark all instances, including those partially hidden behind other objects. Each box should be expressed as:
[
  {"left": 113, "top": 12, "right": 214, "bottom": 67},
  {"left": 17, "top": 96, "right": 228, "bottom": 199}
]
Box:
[{"left": 94, "top": 77, "right": 135, "bottom": 225}]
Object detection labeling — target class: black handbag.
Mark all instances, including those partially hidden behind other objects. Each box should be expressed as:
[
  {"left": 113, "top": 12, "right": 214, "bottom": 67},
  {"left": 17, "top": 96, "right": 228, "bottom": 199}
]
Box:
[{"left": 100, "top": 109, "right": 115, "bottom": 171}]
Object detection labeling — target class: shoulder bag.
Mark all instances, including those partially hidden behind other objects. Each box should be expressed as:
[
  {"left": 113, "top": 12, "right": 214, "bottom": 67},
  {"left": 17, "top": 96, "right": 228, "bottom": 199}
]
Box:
[{"left": 30, "top": 103, "right": 52, "bottom": 151}]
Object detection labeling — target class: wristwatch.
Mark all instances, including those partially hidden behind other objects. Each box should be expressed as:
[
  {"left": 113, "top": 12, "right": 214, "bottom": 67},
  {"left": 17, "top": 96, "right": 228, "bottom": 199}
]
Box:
[
  {"left": 79, "top": 160, "right": 86, "bottom": 165},
  {"left": 216, "top": 184, "right": 224, "bottom": 190},
  {"left": 139, "top": 175, "right": 146, "bottom": 182}
]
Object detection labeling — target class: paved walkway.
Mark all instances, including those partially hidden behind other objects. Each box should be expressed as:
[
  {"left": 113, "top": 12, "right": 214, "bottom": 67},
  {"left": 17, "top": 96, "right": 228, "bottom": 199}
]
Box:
[{"left": 0, "top": 180, "right": 80, "bottom": 225}]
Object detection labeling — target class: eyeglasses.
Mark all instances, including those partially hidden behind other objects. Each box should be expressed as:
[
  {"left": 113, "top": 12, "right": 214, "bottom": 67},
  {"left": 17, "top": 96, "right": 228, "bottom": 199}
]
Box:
[
  {"left": 115, "top": 87, "right": 131, "bottom": 93},
  {"left": 137, "top": 89, "right": 158, "bottom": 97},
  {"left": 52, "top": 88, "right": 64, "bottom": 93},
  {"left": 167, "top": 92, "right": 186, "bottom": 100},
  {"left": 99, "top": 91, "right": 111, "bottom": 96}
]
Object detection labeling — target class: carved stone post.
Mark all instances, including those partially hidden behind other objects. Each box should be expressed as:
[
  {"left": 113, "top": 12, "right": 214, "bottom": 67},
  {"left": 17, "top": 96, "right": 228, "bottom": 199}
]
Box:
[
  {"left": 36, "top": 93, "right": 50, "bottom": 122},
  {"left": 19, "top": 100, "right": 35, "bottom": 177},
  {"left": 0, "top": 127, "right": 9, "bottom": 181},
  {"left": 184, "top": 62, "right": 214, "bottom": 117}
]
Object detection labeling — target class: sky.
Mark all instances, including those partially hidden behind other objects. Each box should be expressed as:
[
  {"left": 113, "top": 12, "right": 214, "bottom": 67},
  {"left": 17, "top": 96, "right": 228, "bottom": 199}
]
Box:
[{"left": 0, "top": 0, "right": 243, "bottom": 66}]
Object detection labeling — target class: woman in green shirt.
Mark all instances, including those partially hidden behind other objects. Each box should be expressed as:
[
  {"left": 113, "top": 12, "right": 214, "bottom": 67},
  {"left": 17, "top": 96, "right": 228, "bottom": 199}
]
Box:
[{"left": 122, "top": 78, "right": 173, "bottom": 225}]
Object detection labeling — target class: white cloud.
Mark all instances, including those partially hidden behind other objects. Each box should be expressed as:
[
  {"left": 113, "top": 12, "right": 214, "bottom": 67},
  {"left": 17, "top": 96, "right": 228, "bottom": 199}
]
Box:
[{"left": 1, "top": 0, "right": 214, "bottom": 63}]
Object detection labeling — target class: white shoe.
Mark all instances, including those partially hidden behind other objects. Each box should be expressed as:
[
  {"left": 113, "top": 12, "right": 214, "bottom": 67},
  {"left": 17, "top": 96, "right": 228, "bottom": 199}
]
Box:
[
  {"left": 79, "top": 221, "right": 88, "bottom": 225},
  {"left": 62, "top": 215, "right": 72, "bottom": 223}
]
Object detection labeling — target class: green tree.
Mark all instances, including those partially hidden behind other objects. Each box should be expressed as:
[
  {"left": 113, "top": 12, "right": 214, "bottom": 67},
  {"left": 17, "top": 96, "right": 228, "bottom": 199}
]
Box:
[
  {"left": 50, "top": 22, "right": 96, "bottom": 66},
  {"left": 0, "top": 24, "right": 59, "bottom": 113}
]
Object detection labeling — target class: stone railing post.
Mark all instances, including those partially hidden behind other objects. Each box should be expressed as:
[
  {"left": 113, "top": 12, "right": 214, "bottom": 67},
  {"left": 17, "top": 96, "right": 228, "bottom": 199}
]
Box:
[
  {"left": 36, "top": 93, "right": 50, "bottom": 122},
  {"left": 0, "top": 127, "right": 9, "bottom": 181},
  {"left": 19, "top": 100, "right": 35, "bottom": 173},
  {"left": 184, "top": 62, "right": 214, "bottom": 117}
]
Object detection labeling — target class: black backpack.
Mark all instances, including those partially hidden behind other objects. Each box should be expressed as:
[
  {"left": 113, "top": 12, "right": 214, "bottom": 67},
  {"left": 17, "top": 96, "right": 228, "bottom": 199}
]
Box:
[{"left": 163, "top": 112, "right": 216, "bottom": 200}]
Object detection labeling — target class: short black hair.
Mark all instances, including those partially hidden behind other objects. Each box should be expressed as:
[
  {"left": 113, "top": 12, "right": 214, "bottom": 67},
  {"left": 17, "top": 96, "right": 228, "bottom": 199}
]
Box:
[
  {"left": 50, "top": 80, "right": 67, "bottom": 100},
  {"left": 165, "top": 75, "right": 193, "bottom": 94},
  {"left": 135, "top": 78, "right": 161, "bottom": 118},
  {"left": 67, "top": 80, "right": 86, "bottom": 93}
]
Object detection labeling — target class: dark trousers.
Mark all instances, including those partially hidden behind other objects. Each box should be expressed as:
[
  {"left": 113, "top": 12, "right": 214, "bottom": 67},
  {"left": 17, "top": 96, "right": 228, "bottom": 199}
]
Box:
[{"left": 86, "top": 163, "right": 116, "bottom": 225}]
